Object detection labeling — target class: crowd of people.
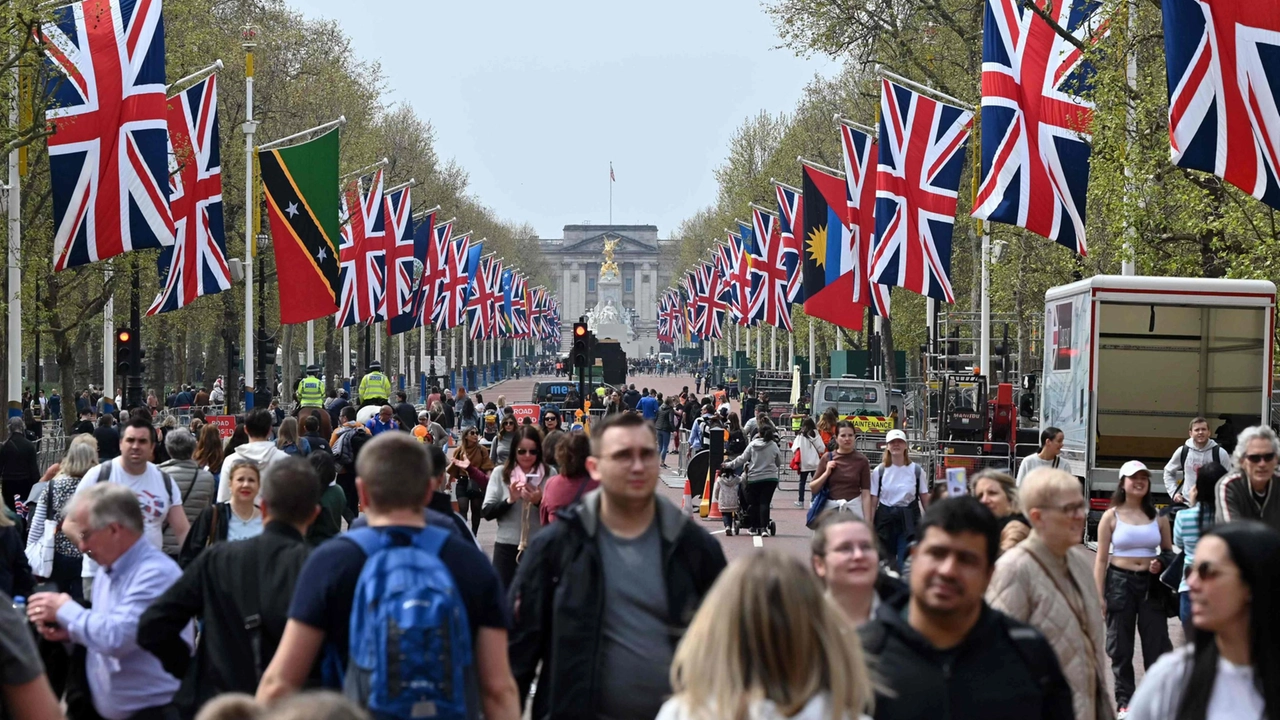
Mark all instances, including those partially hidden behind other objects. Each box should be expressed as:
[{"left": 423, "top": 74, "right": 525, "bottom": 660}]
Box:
[{"left": 0, "top": 371, "right": 1276, "bottom": 720}]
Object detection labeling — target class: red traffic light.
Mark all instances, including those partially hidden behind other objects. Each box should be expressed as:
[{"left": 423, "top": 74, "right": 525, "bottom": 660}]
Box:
[
  {"left": 117, "top": 330, "right": 132, "bottom": 343},
  {"left": 574, "top": 325, "right": 586, "bottom": 337}
]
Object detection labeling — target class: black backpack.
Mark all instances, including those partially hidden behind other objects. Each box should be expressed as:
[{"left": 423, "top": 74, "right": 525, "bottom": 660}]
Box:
[{"left": 1175, "top": 444, "right": 1228, "bottom": 497}]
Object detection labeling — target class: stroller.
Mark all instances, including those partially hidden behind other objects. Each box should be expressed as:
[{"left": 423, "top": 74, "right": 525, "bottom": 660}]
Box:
[{"left": 720, "top": 465, "right": 776, "bottom": 537}]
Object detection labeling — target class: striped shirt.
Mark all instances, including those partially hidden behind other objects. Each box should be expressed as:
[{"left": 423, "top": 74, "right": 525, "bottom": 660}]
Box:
[{"left": 1173, "top": 506, "right": 1202, "bottom": 593}]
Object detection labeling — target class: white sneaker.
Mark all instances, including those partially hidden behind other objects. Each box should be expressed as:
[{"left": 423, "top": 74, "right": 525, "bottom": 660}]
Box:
[{"left": 793, "top": 501, "right": 803, "bottom": 507}]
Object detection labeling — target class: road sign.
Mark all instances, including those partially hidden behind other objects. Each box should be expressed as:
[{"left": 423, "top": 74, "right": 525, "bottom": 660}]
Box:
[
  {"left": 510, "top": 403, "right": 541, "bottom": 425},
  {"left": 207, "top": 415, "right": 237, "bottom": 439}
]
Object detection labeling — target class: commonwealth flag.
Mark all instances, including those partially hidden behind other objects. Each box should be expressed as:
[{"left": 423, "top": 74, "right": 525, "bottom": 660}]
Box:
[{"left": 259, "top": 128, "right": 341, "bottom": 324}]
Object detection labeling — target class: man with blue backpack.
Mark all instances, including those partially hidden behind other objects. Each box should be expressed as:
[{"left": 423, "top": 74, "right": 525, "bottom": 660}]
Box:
[{"left": 257, "top": 432, "right": 519, "bottom": 720}]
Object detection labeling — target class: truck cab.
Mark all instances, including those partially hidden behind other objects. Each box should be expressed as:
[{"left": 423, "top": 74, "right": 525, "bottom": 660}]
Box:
[
  {"left": 1039, "top": 276, "right": 1275, "bottom": 541},
  {"left": 811, "top": 377, "right": 894, "bottom": 434}
]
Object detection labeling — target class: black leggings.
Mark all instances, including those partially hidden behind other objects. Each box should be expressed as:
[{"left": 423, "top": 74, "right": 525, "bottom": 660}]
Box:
[
  {"left": 455, "top": 492, "right": 482, "bottom": 536},
  {"left": 798, "top": 471, "right": 813, "bottom": 503},
  {"left": 744, "top": 480, "right": 778, "bottom": 531},
  {"left": 493, "top": 542, "right": 520, "bottom": 591}
]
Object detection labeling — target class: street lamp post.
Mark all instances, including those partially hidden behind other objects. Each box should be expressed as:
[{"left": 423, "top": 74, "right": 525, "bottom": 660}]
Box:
[{"left": 255, "top": 232, "right": 268, "bottom": 404}]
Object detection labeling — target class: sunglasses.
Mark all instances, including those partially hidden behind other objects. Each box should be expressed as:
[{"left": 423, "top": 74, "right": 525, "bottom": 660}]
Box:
[
  {"left": 1246, "top": 452, "right": 1277, "bottom": 463},
  {"left": 515, "top": 448, "right": 538, "bottom": 456},
  {"left": 1188, "top": 560, "right": 1236, "bottom": 582},
  {"left": 544, "top": 416, "right": 558, "bottom": 422},
  {"left": 1039, "top": 501, "right": 1087, "bottom": 516}
]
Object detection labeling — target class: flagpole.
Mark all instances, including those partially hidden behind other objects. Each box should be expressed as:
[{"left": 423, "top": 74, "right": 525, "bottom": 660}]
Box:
[
  {"left": 166, "top": 59, "right": 223, "bottom": 95},
  {"left": 343, "top": 326, "right": 350, "bottom": 385},
  {"left": 399, "top": 333, "right": 405, "bottom": 394},
  {"left": 461, "top": 320, "right": 469, "bottom": 389},
  {"left": 242, "top": 26, "right": 258, "bottom": 410},
  {"left": 7, "top": 53, "right": 21, "bottom": 417},
  {"left": 257, "top": 116, "right": 346, "bottom": 152},
  {"left": 771, "top": 326, "right": 777, "bottom": 371},
  {"left": 306, "top": 320, "right": 314, "bottom": 366},
  {"left": 609, "top": 162, "right": 612, "bottom": 225},
  {"left": 1121, "top": 0, "right": 1137, "bottom": 276},
  {"left": 419, "top": 325, "right": 426, "bottom": 401},
  {"left": 808, "top": 322, "right": 815, "bottom": 382},
  {"left": 973, "top": 120, "right": 991, "bottom": 382},
  {"left": 877, "top": 68, "right": 976, "bottom": 111}
]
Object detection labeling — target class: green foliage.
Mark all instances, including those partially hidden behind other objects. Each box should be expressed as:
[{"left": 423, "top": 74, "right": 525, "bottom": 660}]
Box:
[{"left": 2, "top": 0, "right": 548, "bottom": 394}]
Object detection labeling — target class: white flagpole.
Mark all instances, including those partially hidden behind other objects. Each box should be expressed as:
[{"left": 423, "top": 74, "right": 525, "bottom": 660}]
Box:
[
  {"left": 7, "top": 66, "right": 20, "bottom": 416},
  {"left": 242, "top": 27, "right": 258, "bottom": 408},
  {"left": 462, "top": 322, "right": 469, "bottom": 389},
  {"left": 808, "top": 322, "right": 815, "bottom": 379},
  {"left": 787, "top": 330, "right": 794, "bottom": 375},
  {"left": 771, "top": 325, "right": 777, "bottom": 370},
  {"left": 342, "top": 326, "right": 350, "bottom": 382},
  {"left": 398, "top": 333, "right": 405, "bottom": 393},
  {"left": 102, "top": 282, "right": 113, "bottom": 403},
  {"left": 756, "top": 327, "right": 762, "bottom": 368},
  {"left": 306, "top": 320, "right": 314, "bottom": 366},
  {"left": 419, "top": 325, "right": 426, "bottom": 394},
  {"left": 980, "top": 228, "right": 991, "bottom": 381}
]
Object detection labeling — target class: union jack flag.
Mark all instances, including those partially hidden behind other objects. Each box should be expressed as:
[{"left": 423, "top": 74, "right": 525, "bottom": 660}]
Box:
[
  {"left": 468, "top": 255, "right": 502, "bottom": 340},
  {"left": 721, "top": 231, "right": 750, "bottom": 325},
  {"left": 839, "top": 123, "right": 891, "bottom": 317},
  {"left": 41, "top": 0, "right": 173, "bottom": 271},
  {"left": 527, "top": 286, "right": 546, "bottom": 338},
  {"left": 693, "top": 262, "right": 727, "bottom": 340},
  {"left": 336, "top": 170, "right": 386, "bottom": 327},
  {"left": 148, "top": 73, "right": 227, "bottom": 315},
  {"left": 510, "top": 273, "right": 530, "bottom": 339},
  {"left": 1163, "top": 0, "right": 1280, "bottom": 209},
  {"left": 748, "top": 207, "right": 795, "bottom": 331},
  {"left": 871, "top": 78, "right": 974, "bottom": 304},
  {"left": 427, "top": 225, "right": 464, "bottom": 329},
  {"left": 775, "top": 184, "right": 804, "bottom": 304},
  {"left": 973, "top": 0, "right": 1104, "bottom": 255},
  {"left": 657, "top": 293, "right": 673, "bottom": 343},
  {"left": 383, "top": 187, "right": 422, "bottom": 335}
]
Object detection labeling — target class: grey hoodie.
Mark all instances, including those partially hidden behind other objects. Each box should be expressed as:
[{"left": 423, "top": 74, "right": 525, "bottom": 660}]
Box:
[
  {"left": 1162, "top": 438, "right": 1229, "bottom": 497},
  {"left": 725, "top": 436, "right": 784, "bottom": 483}
]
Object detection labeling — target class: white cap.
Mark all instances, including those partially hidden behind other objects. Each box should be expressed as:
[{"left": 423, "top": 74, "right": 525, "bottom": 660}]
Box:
[
  {"left": 1119, "top": 460, "right": 1150, "bottom": 478},
  {"left": 886, "top": 429, "right": 907, "bottom": 443}
]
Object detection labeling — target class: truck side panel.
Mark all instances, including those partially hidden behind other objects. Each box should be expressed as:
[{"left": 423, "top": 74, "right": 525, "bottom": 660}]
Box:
[{"left": 1040, "top": 291, "right": 1091, "bottom": 472}]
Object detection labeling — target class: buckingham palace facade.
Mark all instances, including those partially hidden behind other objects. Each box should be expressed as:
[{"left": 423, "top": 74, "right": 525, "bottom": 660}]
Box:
[{"left": 539, "top": 224, "right": 680, "bottom": 355}]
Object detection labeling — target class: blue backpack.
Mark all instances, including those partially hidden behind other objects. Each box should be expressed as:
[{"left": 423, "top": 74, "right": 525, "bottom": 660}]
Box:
[{"left": 342, "top": 526, "right": 473, "bottom": 720}]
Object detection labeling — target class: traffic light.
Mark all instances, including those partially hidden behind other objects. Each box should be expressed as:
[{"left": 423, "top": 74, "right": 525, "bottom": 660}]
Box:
[
  {"left": 572, "top": 322, "right": 589, "bottom": 369},
  {"left": 115, "top": 328, "right": 134, "bottom": 376},
  {"left": 229, "top": 343, "right": 241, "bottom": 373}
]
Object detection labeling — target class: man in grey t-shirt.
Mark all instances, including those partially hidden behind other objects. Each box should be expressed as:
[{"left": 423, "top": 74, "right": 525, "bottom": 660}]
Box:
[
  {"left": 508, "top": 412, "right": 727, "bottom": 720},
  {"left": 598, "top": 522, "right": 671, "bottom": 720}
]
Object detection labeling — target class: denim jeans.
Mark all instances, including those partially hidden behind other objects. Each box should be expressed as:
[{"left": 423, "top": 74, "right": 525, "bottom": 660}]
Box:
[{"left": 657, "top": 429, "right": 671, "bottom": 464}]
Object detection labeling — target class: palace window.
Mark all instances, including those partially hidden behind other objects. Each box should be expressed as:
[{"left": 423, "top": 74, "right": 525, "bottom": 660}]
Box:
[
  {"left": 587, "top": 277, "right": 596, "bottom": 292},
  {"left": 624, "top": 277, "right": 633, "bottom": 293}
]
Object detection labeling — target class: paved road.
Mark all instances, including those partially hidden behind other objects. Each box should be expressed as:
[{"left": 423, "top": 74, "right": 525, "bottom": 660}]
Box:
[{"left": 468, "top": 373, "right": 1182, "bottom": 693}]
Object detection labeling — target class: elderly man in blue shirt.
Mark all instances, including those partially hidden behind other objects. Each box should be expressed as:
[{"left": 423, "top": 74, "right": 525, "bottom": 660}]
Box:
[{"left": 27, "top": 483, "right": 192, "bottom": 720}]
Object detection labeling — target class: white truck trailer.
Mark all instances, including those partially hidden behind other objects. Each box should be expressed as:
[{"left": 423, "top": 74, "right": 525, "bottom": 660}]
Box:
[{"left": 1039, "top": 276, "right": 1275, "bottom": 540}]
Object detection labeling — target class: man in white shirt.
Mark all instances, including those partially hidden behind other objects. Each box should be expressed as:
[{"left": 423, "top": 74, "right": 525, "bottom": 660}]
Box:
[
  {"left": 76, "top": 415, "right": 190, "bottom": 579},
  {"left": 1017, "top": 427, "right": 1072, "bottom": 486}
]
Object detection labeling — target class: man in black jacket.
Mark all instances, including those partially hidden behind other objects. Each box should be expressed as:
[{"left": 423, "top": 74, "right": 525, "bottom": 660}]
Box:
[
  {"left": 138, "top": 457, "right": 320, "bottom": 714},
  {"left": 0, "top": 417, "right": 40, "bottom": 504},
  {"left": 508, "top": 412, "right": 727, "bottom": 720},
  {"left": 859, "top": 496, "right": 1074, "bottom": 720}
]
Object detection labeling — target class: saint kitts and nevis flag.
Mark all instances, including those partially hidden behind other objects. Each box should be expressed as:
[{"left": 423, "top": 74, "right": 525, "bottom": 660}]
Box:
[{"left": 259, "top": 128, "right": 342, "bottom": 324}]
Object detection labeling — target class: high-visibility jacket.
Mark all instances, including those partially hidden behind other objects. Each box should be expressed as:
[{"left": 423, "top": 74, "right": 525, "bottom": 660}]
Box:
[
  {"left": 297, "top": 376, "right": 325, "bottom": 407},
  {"left": 359, "top": 372, "right": 391, "bottom": 402}
]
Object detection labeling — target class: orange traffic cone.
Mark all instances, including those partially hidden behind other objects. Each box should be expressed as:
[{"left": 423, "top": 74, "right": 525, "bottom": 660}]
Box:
[
  {"left": 682, "top": 478, "right": 692, "bottom": 511},
  {"left": 707, "top": 475, "right": 723, "bottom": 521}
]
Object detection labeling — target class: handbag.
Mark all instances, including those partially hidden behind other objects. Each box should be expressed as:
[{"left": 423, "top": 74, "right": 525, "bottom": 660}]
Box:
[
  {"left": 805, "top": 485, "right": 831, "bottom": 529},
  {"left": 1159, "top": 550, "right": 1186, "bottom": 592},
  {"left": 25, "top": 487, "right": 56, "bottom": 578}
]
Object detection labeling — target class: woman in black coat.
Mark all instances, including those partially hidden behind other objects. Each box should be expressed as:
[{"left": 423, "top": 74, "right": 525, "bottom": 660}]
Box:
[{"left": 0, "top": 417, "right": 40, "bottom": 504}]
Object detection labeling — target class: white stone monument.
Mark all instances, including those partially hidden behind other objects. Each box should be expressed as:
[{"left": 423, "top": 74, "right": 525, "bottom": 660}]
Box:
[{"left": 587, "top": 238, "right": 644, "bottom": 356}]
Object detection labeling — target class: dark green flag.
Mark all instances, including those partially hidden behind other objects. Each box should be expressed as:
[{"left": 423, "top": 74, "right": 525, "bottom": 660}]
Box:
[{"left": 259, "top": 127, "right": 341, "bottom": 324}]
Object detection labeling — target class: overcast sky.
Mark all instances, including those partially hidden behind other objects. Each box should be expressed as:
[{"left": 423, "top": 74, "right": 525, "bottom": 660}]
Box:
[{"left": 290, "top": 0, "right": 840, "bottom": 239}]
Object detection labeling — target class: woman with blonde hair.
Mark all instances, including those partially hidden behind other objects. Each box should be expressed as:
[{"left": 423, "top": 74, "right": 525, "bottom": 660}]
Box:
[
  {"left": 25, "top": 437, "right": 98, "bottom": 600},
  {"left": 971, "top": 469, "right": 1031, "bottom": 554},
  {"left": 658, "top": 550, "right": 873, "bottom": 720}
]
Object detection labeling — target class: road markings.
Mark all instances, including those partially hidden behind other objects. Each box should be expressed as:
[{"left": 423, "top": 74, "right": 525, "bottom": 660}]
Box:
[
  {"left": 710, "top": 528, "right": 727, "bottom": 535},
  {"left": 753, "top": 535, "right": 763, "bottom": 548}
]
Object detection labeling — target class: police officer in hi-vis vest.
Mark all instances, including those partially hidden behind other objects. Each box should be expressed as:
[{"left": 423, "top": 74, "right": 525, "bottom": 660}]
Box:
[{"left": 358, "top": 360, "right": 392, "bottom": 408}]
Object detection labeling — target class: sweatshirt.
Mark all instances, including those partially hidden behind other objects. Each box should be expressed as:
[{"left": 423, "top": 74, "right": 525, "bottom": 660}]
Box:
[
  {"left": 1162, "top": 439, "right": 1229, "bottom": 497},
  {"left": 218, "top": 441, "right": 286, "bottom": 502},
  {"left": 724, "top": 437, "right": 784, "bottom": 483}
]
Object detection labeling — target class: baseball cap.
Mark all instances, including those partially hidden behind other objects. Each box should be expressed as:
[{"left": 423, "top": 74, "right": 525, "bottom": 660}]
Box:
[
  {"left": 886, "top": 429, "right": 907, "bottom": 443},
  {"left": 1119, "top": 460, "right": 1150, "bottom": 478}
]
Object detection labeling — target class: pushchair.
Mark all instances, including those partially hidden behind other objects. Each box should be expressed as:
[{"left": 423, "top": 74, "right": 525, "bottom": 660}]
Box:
[{"left": 722, "top": 465, "right": 776, "bottom": 537}]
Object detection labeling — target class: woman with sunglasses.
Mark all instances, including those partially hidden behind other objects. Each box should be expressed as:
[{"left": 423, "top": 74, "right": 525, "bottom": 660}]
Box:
[
  {"left": 448, "top": 427, "right": 494, "bottom": 537},
  {"left": 1218, "top": 424, "right": 1280, "bottom": 529},
  {"left": 539, "top": 412, "right": 566, "bottom": 468},
  {"left": 1093, "top": 460, "right": 1173, "bottom": 716},
  {"left": 482, "top": 425, "right": 547, "bottom": 588},
  {"left": 490, "top": 416, "right": 518, "bottom": 465},
  {"left": 1127, "top": 521, "right": 1280, "bottom": 720}
]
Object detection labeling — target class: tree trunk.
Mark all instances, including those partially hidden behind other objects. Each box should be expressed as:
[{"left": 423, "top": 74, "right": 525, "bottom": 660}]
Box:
[
  {"left": 281, "top": 323, "right": 296, "bottom": 405},
  {"left": 323, "top": 322, "right": 339, "bottom": 391}
]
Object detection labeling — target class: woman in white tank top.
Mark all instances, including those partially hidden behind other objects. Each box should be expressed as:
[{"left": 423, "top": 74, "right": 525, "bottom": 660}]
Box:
[{"left": 1092, "top": 460, "right": 1174, "bottom": 715}]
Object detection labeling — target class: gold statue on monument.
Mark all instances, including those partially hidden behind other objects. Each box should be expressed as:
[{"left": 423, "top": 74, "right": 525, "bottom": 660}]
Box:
[{"left": 600, "top": 237, "right": 621, "bottom": 279}]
